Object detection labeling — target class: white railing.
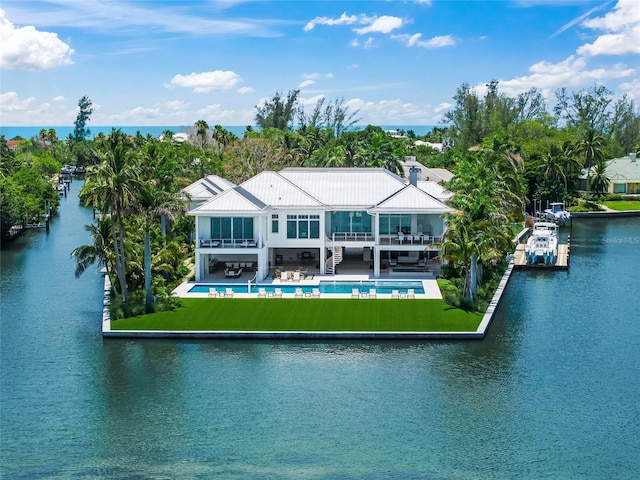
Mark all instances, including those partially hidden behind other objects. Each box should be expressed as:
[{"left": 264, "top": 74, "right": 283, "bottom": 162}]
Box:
[
  {"left": 331, "top": 232, "right": 374, "bottom": 242},
  {"left": 199, "top": 238, "right": 259, "bottom": 248}
]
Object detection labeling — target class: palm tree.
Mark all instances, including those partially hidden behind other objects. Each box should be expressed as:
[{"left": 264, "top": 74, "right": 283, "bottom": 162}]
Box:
[
  {"left": 590, "top": 159, "right": 610, "bottom": 198},
  {"left": 575, "top": 129, "right": 605, "bottom": 200},
  {"left": 80, "top": 144, "right": 146, "bottom": 303},
  {"left": 194, "top": 120, "right": 209, "bottom": 150},
  {"left": 71, "top": 217, "right": 115, "bottom": 282}
]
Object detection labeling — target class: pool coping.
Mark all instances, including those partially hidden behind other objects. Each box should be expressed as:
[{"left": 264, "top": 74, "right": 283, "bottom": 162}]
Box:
[{"left": 102, "top": 261, "right": 516, "bottom": 340}]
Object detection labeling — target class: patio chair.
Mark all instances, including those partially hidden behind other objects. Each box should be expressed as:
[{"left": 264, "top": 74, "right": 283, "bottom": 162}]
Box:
[
  {"left": 280, "top": 271, "right": 289, "bottom": 282},
  {"left": 292, "top": 271, "right": 301, "bottom": 282},
  {"left": 234, "top": 268, "right": 243, "bottom": 278},
  {"left": 225, "top": 268, "right": 235, "bottom": 278},
  {"left": 312, "top": 288, "right": 321, "bottom": 298},
  {"left": 391, "top": 290, "right": 400, "bottom": 299},
  {"left": 368, "top": 288, "right": 377, "bottom": 299},
  {"left": 407, "top": 288, "right": 415, "bottom": 299},
  {"left": 225, "top": 288, "right": 235, "bottom": 298},
  {"left": 274, "top": 288, "right": 283, "bottom": 298},
  {"left": 295, "top": 287, "right": 304, "bottom": 298},
  {"left": 351, "top": 288, "right": 360, "bottom": 299},
  {"left": 208, "top": 287, "right": 218, "bottom": 297},
  {"left": 257, "top": 288, "right": 267, "bottom": 298}
]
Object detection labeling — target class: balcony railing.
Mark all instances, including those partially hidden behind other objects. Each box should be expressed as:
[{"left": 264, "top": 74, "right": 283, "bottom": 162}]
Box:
[
  {"left": 199, "top": 238, "right": 260, "bottom": 249},
  {"left": 331, "top": 232, "right": 374, "bottom": 242},
  {"left": 378, "top": 234, "right": 442, "bottom": 245}
]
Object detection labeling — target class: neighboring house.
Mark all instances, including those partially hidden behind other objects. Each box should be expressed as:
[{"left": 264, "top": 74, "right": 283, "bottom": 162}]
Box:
[
  {"left": 400, "top": 158, "right": 454, "bottom": 184},
  {"left": 579, "top": 153, "right": 640, "bottom": 194},
  {"left": 186, "top": 167, "right": 454, "bottom": 282}
]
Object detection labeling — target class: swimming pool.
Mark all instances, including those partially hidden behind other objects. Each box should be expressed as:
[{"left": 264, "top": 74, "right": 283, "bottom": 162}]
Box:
[{"left": 188, "top": 280, "right": 425, "bottom": 295}]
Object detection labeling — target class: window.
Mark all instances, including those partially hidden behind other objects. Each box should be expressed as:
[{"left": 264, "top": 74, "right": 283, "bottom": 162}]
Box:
[
  {"left": 210, "top": 217, "right": 253, "bottom": 239},
  {"left": 272, "top": 214, "right": 279, "bottom": 233},
  {"left": 379, "top": 214, "right": 411, "bottom": 235},
  {"left": 331, "top": 211, "right": 372, "bottom": 234},
  {"left": 286, "top": 214, "right": 320, "bottom": 239}
]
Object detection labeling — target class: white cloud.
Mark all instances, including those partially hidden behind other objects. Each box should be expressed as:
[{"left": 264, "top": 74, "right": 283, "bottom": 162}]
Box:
[
  {"left": 0, "top": 91, "right": 37, "bottom": 111},
  {"left": 354, "top": 16, "right": 403, "bottom": 35},
  {"left": 52, "top": 95, "right": 65, "bottom": 102},
  {"left": 302, "top": 73, "right": 319, "bottom": 79},
  {"left": 237, "top": 86, "right": 255, "bottom": 94},
  {"left": 392, "top": 33, "right": 455, "bottom": 49},
  {"left": 165, "top": 100, "right": 190, "bottom": 110},
  {"left": 578, "top": 0, "right": 640, "bottom": 56},
  {"left": 434, "top": 102, "right": 452, "bottom": 113},
  {"left": 363, "top": 37, "right": 375, "bottom": 49},
  {"left": 304, "top": 12, "right": 359, "bottom": 31},
  {"left": 345, "top": 98, "right": 432, "bottom": 123},
  {"left": 325, "top": 73, "right": 334, "bottom": 79},
  {"left": 166, "top": 70, "right": 242, "bottom": 93},
  {"left": 0, "top": 9, "right": 74, "bottom": 70},
  {"left": 620, "top": 78, "right": 640, "bottom": 100},
  {"left": 298, "top": 79, "right": 315, "bottom": 88},
  {"left": 483, "top": 55, "right": 635, "bottom": 97},
  {"left": 414, "top": 0, "right": 433, "bottom": 5},
  {"left": 197, "top": 104, "right": 221, "bottom": 116},
  {"left": 108, "top": 106, "right": 161, "bottom": 122}
]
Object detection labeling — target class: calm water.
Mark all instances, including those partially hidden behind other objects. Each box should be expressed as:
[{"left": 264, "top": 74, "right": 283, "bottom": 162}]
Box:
[{"left": 1, "top": 184, "right": 639, "bottom": 479}]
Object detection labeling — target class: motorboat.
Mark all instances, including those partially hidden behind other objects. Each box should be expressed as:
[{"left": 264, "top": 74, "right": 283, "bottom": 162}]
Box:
[
  {"left": 525, "top": 222, "right": 558, "bottom": 265},
  {"left": 543, "top": 202, "right": 571, "bottom": 223}
]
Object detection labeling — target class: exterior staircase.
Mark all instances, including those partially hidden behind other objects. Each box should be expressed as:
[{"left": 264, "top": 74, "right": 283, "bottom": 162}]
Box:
[{"left": 325, "top": 244, "right": 343, "bottom": 275}]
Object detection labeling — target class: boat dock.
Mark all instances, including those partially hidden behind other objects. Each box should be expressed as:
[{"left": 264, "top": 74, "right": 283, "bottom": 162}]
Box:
[{"left": 513, "top": 243, "right": 570, "bottom": 269}]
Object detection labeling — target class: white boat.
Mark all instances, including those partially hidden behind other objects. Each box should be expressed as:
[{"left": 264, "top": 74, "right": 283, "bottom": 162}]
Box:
[
  {"left": 525, "top": 222, "right": 558, "bottom": 265},
  {"left": 543, "top": 202, "right": 571, "bottom": 223}
]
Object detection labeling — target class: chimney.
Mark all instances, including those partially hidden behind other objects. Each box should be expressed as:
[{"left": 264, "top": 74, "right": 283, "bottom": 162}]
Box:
[
  {"left": 630, "top": 152, "right": 637, "bottom": 162},
  {"left": 409, "top": 166, "right": 421, "bottom": 186}
]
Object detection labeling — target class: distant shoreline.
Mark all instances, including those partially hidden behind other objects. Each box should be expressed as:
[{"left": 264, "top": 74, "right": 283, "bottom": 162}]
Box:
[{"left": 0, "top": 125, "right": 436, "bottom": 140}]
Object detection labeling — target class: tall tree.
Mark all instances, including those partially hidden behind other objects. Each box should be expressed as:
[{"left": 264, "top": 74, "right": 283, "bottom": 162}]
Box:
[
  {"left": 73, "top": 96, "right": 94, "bottom": 143},
  {"left": 194, "top": 120, "right": 209, "bottom": 150},
  {"left": 255, "top": 90, "right": 300, "bottom": 130},
  {"left": 554, "top": 85, "right": 612, "bottom": 133},
  {"left": 575, "top": 129, "right": 605, "bottom": 200}
]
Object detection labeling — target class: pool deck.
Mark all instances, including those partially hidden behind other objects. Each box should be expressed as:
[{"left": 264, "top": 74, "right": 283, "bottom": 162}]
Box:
[{"left": 171, "top": 274, "right": 443, "bottom": 299}]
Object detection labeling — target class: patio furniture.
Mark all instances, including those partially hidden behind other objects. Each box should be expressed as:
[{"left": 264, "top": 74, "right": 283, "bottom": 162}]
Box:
[
  {"left": 312, "top": 288, "right": 321, "bottom": 298},
  {"left": 208, "top": 287, "right": 218, "bottom": 297},
  {"left": 292, "top": 271, "right": 301, "bottom": 282},
  {"left": 225, "top": 268, "right": 235, "bottom": 278},
  {"left": 257, "top": 288, "right": 267, "bottom": 298},
  {"left": 294, "top": 287, "right": 304, "bottom": 298},
  {"left": 351, "top": 288, "right": 360, "bottom": 299},
  {"left": 274, "top": 288, "right": 283, "bottom": 298},
  {"left": 225, "top": 288, "right": 235, "bottom": 298},
  {"left": 407, "top": 289, "right": 415, "bottom": 299},
  {"left": 200, "top": 239, "right": 210, "bottom": 248},
  {"left": 280, "top": 271, "right": 289, "bottom": 282},
  {"left": 368, "top": 288, "right": 377, "bottom": 299},
  {"left": 391, "top": 290, "right": 400, "bottom": 299}
]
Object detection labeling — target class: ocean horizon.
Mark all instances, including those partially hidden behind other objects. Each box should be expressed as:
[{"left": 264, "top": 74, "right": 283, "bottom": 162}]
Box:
[{"left": 0, "top": 125, "right": 435, "bottom": 141}]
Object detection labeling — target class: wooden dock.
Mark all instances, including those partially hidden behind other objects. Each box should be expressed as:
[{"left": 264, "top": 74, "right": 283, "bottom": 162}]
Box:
[{"left": 513, "top": 243, "right": 569, "bottom": 269}]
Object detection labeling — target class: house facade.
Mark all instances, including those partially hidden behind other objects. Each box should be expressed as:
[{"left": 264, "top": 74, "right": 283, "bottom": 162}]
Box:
[
  {"left": 185, "top": 168, "right": 453, "bottom": 282},
  {"left": 579, "top": 153, "right": 640, "bottom": 195}
]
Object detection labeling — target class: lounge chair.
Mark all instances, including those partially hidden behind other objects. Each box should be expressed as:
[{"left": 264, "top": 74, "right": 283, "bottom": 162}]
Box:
[
  {"left": 225, "top": 288, "right": 235, "bottom": 298},
  {"left": 407, "top": 288, "right": 415, "bottom": 299},
  {"left": 225, "top": 268, "right": 235, "bottom": 278},
  {"left": 312, "top": 288, "right": 321, "bottom": 298},
  {"left": 292, "top": 271, "right": 301, "bottom": 282},
  {"left": 208, "top": 287, "right": 218, "bottom": 297},
  {"left": 234, "top": 268, "right": 243, "bottom": 278},
  {"left": 274, "top": 288, "right": 283, "bottom": 298},
  {"left": 368, "top": 288, "right": 377, "bottom": 299},
  {"left": 257, "top": 288, "right": 266, "bottom": 298},
  {"left": 295, "top": 287, "right": 304, "bottom": 298},
  {"left": 391, "top": 290, "right": 400, "bottom": 299},
  {"left": 280, "top": 271, "right": 289, "bottom": 282},
  {"left": 351, "top": 288, "right": 360, "bottom": 299}
]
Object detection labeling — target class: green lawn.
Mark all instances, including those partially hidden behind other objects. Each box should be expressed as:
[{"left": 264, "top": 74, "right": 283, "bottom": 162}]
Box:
[
  {"left": 602, "top": 201, "right": 640, "bottom": 211},
  {"left": 111, "top": 298, "right": 483, "bottom": 332}
]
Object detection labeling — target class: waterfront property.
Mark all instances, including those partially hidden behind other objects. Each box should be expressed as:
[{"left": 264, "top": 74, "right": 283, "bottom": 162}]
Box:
[
  {"left": 185, "top": 167, "right": 454, "bottom": 283},
  {"left": 579, "top": 152, "right": 640, "bottom": 195}
]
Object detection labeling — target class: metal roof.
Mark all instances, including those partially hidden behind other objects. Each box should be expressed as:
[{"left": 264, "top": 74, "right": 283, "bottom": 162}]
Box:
[
  {"left": 240, "top": 171, "right": 324, "bottom": 208},
  {"left": 369, "top": 184, "right": 453, "bottom": 213},
  {"left": 181, "top": 174, "right": 236, "bottom": 201},
  {"left": 189, "top": 186, "right": 270, "bottom": 215},
  {"left": 416, "top": 180, "right": 454, "bottom": 202},
  {"left": 279, "top": 168, "right": 407, "bottom": 208}
]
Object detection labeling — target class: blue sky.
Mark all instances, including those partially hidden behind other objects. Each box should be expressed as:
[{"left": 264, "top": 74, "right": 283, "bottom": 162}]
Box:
[{"left": 1, "top": 0, "right": 638, "bottom": 127}]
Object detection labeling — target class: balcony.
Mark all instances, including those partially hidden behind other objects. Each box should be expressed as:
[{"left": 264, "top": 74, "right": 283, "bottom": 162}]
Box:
[
  {"left": 199, "top": 238, "right": 260, "bottom": 249},
  {"left": 331, "top": 232, "right": 374, "bottom": 242}
]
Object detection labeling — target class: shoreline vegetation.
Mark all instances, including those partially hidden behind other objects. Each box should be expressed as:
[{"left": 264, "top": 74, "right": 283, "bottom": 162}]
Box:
[{"left": 2, "top": 83, "right": 639, "bottom": 330}]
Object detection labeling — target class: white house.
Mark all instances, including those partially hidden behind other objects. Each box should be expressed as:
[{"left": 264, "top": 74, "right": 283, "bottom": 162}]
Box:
[{"left": 185, "top": 168, "right": 453, "bottom": 282}]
